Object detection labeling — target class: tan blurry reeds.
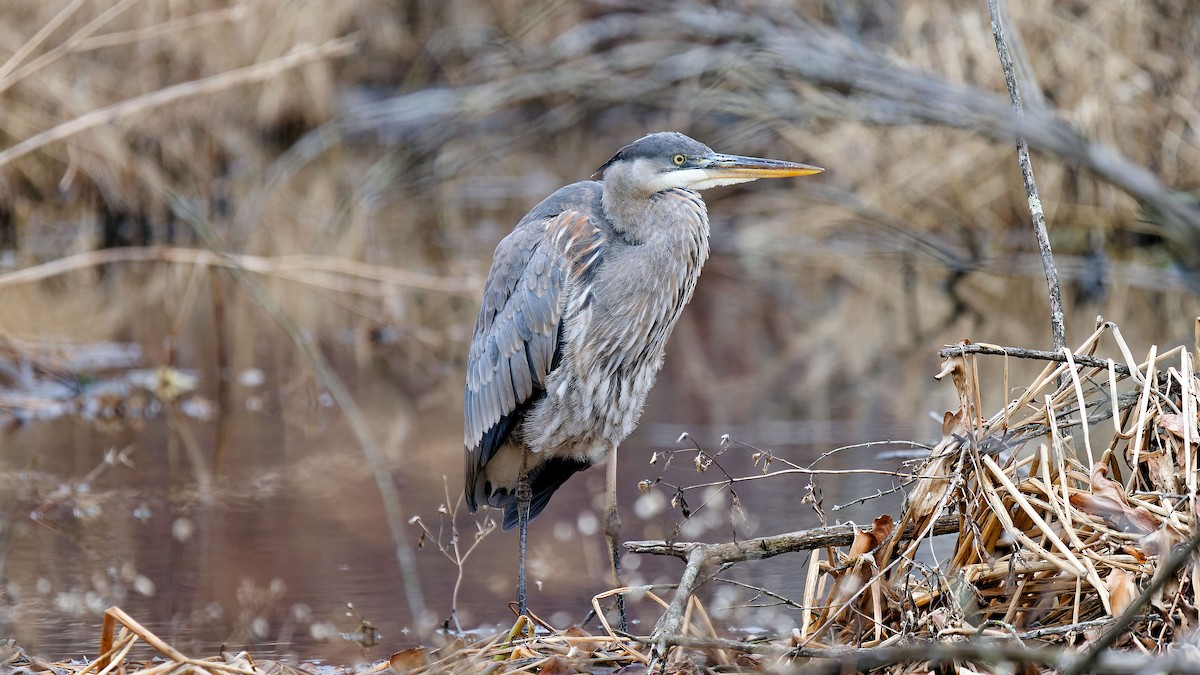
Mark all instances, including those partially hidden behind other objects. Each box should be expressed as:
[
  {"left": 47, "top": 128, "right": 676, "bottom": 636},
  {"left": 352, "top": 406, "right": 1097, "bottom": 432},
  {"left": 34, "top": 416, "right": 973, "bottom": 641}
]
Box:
[{"left": 0, "top": 1, "right": 1195, "bottom": 381}]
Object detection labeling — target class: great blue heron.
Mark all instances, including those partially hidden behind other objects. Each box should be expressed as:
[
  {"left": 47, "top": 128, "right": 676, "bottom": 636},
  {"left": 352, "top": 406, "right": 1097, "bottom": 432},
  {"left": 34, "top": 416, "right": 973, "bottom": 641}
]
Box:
[{"left": 464, "top": 132, "right": 822, "bottom": 625}]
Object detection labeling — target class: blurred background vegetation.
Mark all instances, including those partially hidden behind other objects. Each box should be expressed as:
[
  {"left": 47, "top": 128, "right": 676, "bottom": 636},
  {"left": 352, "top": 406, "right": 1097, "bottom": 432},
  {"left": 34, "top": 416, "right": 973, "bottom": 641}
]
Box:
[{"left": 1, "top": 0, "right": 1198, "bottom": 663}]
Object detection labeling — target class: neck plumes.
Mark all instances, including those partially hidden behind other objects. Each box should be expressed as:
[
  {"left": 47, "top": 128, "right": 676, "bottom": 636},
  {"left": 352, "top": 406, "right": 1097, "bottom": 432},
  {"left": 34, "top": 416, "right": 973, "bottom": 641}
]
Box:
[
  {"left": 602, "top": 175, "right": 709, "bottom": 244},
  {"left": 600, "top": 179, "right": 711, "bottom": 305}
]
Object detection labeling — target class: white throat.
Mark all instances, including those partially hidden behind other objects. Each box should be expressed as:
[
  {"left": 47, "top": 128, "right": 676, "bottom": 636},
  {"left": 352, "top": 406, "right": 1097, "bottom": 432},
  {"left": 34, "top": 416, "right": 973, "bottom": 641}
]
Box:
[{"left": 645, "top": 167, "right": 758, "bottom": 193}]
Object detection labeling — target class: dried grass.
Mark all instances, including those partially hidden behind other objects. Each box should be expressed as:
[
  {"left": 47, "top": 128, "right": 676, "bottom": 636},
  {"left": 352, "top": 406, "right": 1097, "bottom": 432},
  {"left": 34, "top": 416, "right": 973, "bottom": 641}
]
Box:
[
  {"left": 617, "top": 316, "right": 1191, "bottom": 673},
  {"left": 621, "top": 317, "right": 1200, "bottom": 673}
]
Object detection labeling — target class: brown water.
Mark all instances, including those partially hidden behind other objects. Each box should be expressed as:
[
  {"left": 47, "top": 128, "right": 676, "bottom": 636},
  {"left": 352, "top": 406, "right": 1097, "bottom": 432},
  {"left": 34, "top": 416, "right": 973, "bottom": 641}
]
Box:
[{"left": 0, "top": 357, "right": 927, "bottom": 664}]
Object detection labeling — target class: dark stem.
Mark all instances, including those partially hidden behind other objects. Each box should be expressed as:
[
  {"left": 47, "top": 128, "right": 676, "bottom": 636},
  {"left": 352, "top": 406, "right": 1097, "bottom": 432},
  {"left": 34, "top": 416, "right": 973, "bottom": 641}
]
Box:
[
  {"left": 986, "top": 0, "right": 1067, "bottom": 353},
  {"left": 612, "top": 538, "right": 627, "bottom": 632},
  {"left": 604, "top": 442, "right": 628, "bottom": 632},
  {"left": 935, "top": 342, "right": 1132, "bottom": 375},
  {"left": 517, "top": 460, "right": 531, "bottom": 617}
]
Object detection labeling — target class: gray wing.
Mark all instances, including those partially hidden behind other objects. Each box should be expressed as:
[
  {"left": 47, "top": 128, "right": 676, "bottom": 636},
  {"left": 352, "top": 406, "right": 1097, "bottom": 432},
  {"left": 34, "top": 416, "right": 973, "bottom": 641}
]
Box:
[{"left": 463, "top": 188, "right": 606, "bottom": 510}]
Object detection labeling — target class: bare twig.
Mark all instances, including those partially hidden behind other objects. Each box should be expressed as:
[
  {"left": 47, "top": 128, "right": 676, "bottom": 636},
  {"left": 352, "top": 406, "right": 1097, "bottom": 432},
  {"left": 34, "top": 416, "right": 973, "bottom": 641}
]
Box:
[
  {"left": 1015, "top": 615, "right": 1118, "bottom": 639},
  {"left": 791, "top": 638, "right": 1200, "bottom": 675},
  {"left": 649, "top": 546, "right": 709, "bottom": 660},
  {"left": 409, "top": 479, "right": 497, "bottom": 633},
  {"left": 633, "top": 512, "right": 960, "bottom": 661},
  {"left": 633, "top": 631, "right": 1200, "bottom": 675},
  {"left": 713, "top": 577, "right": 807, "bottom": 610},
  {"left": 987, "top": 0, "right": 1066, "bottom": 352},
  {"left": 937, "top": 341, "right": 1132, "bottom": 376},
  {"left": 626, "top": 513, "right": 960, "bottom": 562}
]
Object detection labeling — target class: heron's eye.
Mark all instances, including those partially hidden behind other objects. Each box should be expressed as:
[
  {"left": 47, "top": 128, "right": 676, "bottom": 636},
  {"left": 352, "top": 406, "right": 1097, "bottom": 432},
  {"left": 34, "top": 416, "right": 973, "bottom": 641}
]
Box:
[{"left": 672, "top": 154, "right": 686, "bottom": 166}]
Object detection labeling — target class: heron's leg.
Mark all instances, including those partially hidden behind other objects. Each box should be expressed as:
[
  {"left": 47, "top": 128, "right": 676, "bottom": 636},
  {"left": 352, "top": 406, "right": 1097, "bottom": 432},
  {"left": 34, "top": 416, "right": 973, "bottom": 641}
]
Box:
[
  {"left": 603, "top": 442, "right": 627, "bottom": 632},
  {"left": 516, "top": 454, "right": 532, "bottom": 618}
]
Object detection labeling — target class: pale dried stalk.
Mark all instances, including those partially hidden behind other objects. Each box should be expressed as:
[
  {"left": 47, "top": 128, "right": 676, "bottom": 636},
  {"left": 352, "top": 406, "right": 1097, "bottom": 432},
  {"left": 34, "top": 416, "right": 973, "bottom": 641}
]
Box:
[
  {"left": 0, "top": 0, "right": 142, "bottom": 95},
  {"left": 75, "top": 6, "right": 248, "bottom": 51},
  {"left": 0, "top": 0, "right": 90, "bottom": 83},
  {"left": 0, "top": 246, "right": 477, "bottom": 295},
  {"left": 1127, "top": 346, "right": 1158, "bottom": 489},
  {"left": 0, "top": 37, "right": 355, "bottom": 168},
  {"left": 1063, "top": 348, "right": 1096, "bottom": 467}
]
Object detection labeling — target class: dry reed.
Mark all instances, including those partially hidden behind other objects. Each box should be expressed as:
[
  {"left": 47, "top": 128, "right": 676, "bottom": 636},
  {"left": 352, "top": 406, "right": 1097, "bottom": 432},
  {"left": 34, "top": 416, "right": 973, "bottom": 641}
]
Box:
[{"left": 619, "top": 317, "right": 1200, "bottom": 673}]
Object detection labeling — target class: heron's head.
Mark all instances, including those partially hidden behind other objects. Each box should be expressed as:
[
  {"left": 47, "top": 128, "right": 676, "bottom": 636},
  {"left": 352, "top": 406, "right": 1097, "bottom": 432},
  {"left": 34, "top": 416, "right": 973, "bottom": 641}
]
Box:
[{"left": 595, "top": 131, "right": 823, "bottom": 197}]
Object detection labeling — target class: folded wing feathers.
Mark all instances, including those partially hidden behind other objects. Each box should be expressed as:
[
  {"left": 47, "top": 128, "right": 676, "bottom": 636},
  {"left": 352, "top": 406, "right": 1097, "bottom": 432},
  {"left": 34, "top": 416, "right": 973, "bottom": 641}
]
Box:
[{"left": 464, "top": 209, "right": 606, "bottom": 454}]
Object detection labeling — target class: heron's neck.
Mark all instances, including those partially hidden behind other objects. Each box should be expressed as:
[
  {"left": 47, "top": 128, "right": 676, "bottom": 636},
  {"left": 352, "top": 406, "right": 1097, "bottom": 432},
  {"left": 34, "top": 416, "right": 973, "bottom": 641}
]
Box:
[
  {"left": 601, "top": 182, "right": 706, "bottom": 245},
  {"left": 603, "top": 187, "right": 710, "bottom": 295}
]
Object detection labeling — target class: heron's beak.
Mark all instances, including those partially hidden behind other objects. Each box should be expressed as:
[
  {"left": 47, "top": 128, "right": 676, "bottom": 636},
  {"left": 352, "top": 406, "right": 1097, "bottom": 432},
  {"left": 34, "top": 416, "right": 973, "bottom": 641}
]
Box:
[
  {"left": 698, "top": 153, "right": 824, "bottom": 180},
  {"left": 669, "top": 152, "right": 822, "bottom": 191}
]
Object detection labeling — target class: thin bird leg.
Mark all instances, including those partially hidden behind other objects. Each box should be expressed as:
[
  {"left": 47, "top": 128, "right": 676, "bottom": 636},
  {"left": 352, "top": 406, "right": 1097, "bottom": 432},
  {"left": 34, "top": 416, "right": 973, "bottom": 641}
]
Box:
[
  {"left": 603, "top": 442, "right": 627, "bottom": 632},
  {"left": 516, "top": 453, "right": 532, "bottom": 618}
]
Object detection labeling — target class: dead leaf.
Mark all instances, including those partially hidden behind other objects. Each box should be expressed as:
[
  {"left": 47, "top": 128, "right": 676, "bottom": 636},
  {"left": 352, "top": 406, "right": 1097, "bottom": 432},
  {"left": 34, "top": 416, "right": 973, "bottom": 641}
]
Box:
[
  {"left": 251, "top": 660, "right": 289, "bottom": 675},
  {"left": 824, "top": 552, "right": 879, "bottom": 625},
  {"left": 730, "top": 491, "right": 748, "bottom": 525},
  {"left": 510, "top": 645, "right": 538, "bottom": 660},
  {"left": 390, "top": 647, "right": 427, "bottom": 673},
  {"left": 1107, "top": 569, "right": 1136, "bottom": 616},
  {"left": 540, "top": 655, "right": 577, "bottom": 675},
  {"left": 936, "top": 341, "right": 976, "bottom": 419},
  {"left": 665, "top": 658, "right": 700, "bottom": 674},
  {"left": 1070, "top": 464, "right": 1158, "bottom": 534},
  {"left": 1119, "top": 545, "right": 1148, "bottom": 563},
  {"left": 942, "top": 409, "right": 966, "bottom": 437},
  {"left": 1089, "top": 464, "right": 1122, "bottom": 499},
  {"left": 1141, "top": 526, "right": 1184, "bottom": 558},
  {"left": 1142, "top": 449, "right": 1181, "bottom": 495},
  {"left": 926, "top": 608, "right": 952, "bottom": 633},
  {"left": 1160, "top": 412, "right": 1199, "bottom": 439},
  {"left": 870, "top": 514, "right": 894, "bottom": 542},
  {"left": 848, "top": 515, "right": 894, "bottom": 557},
  {"left": 221, "top": 651, "right": 255, "bottom": 670},
  {"left": 1070, "top": 494, "right": 1155, "bottom": 534},
  {"left": 909, "top": 436, "right": 960, "bottom": 519},
  {"left": 563, "top": 626, "right": 600, "bottom": 657}
]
